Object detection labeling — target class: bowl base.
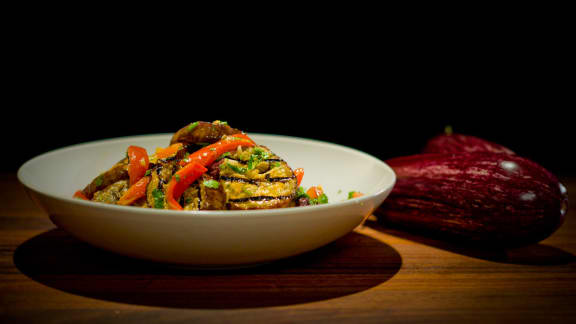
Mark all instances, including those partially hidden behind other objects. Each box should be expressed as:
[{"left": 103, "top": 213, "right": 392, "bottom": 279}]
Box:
[{"left": 151, "top": 260, "right": 273, "bottom": 271}]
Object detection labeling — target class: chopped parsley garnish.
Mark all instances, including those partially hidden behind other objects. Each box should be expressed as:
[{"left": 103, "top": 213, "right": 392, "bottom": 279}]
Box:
[
  {"left": 247, "top": 147, "right": 270, "bottom": 170},
  {"left": 309, "top": 193, "right": 329, "bottom": 205},
  {"left": 253, "top": 147, "right": 265, "bottom": 154},
  {"left": 174, "top": 174, "right": 181, "bottom": 182},
  {"left": 94, "top": 175, "right": 104, "bottom": 187},
  {"left": 145, "top": 169, "right": 151, "bottom": 176},
  {"left": 296, "top": 186, "right": 309, "bottom": 199},
  {"left": 188, "top": 121, "right": 199, "bottom": 131},
  {"left": 203, "top": 179, "right": 220, "bottom": 189},
  {"left": 242, "top": 186, "right": 253, "bottom": 196},
  {"left": 217, "top": 152, "right": 231, "bottom": 161},
  {"left": 151, "top": 188, "right": 164, "bottom": 209},
  {"left": 221, "top": 163, "right": 247, "bottom": 174}
]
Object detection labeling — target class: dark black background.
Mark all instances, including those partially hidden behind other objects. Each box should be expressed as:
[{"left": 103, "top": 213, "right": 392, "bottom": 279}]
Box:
[{"left": 4, "top": 20, "right": 572, "bottom": 177}]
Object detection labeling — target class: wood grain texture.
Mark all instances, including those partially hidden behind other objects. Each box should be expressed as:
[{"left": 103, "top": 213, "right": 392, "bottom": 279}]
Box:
[{"left": 1, "top": 173, "right": 575, "bottom": 323}]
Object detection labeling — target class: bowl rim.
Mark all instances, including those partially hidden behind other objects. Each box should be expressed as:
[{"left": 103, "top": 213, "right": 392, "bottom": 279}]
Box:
[{"left": 17, "top": 133, "right": 396, "bottom": 219}]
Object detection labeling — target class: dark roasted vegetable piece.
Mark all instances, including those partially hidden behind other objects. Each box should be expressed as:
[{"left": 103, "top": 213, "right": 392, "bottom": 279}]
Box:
[
  {"left": 82, "top": 158, "right": 128, "bottom": 199},
  {"left": 92, "top": 180, "right": 128, "bottom": 204},
  {"left": 377, "top": 152, "right": 568, "bottom": 247},
  {"left": 423, "top": 133, "right": 515, "bottom": 155},
  {"left": 170, "top": 121, "right": 242, "bottom": 146},
  {"left": 199, "top": 174, "right": 227, "bottom": 210}
]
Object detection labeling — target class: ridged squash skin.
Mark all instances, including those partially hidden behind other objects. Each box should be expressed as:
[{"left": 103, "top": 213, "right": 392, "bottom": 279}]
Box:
[
  {"left": 378, "top": 152, "right": 568, "bottom": 247},
  {"left": 423, "top": 133, "right": 516, "bottom": 155}
]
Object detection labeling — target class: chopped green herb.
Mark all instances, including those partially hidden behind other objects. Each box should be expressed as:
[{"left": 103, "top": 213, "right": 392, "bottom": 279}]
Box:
[
  {"left": 152, "top": 188, "right": 164, "bottom": 209},
  {"left": 318, "top": 193, "right": 329, "bottom": 204},
  {"left": 224, "top": 163, "right": 247, "bottom": 174},
  {"left": 296, "top": 186, "right": 309, "bottom": 199},
  {"left": 247, "top": 147, "right": 270, "bottom": 170},
  {"left": 309, "top": 193, "right": 329, "bottom": 205},
  {"left": 217, "top": 152, "right": 231, "bottom": 161},
  {"left": 203, "top": 179, "right": 220, "bottom": 189},
  {"left": 247, "top": 155, "right": 256, "bottom": 170},
  {"left": 271, "top": 161, "right": 282, "bottom": 168},
  {"left": 242, "top": 186, "right": 253, "bottom": 196},
  {"left": 174, "top": 174, "right": 181, "bottom": 182},
  {"left": 145, "top": 170, "right": 151, "bottom": 176},
  {"left": 188, "top": 121, "right": 199, "bottom": 131},
  {"left": 94, "top": 175, "right": 104, "bottom": 187}
]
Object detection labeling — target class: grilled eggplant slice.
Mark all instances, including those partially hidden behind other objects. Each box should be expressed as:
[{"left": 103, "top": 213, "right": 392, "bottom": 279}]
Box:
[
  {"left": 92, "top": 179, "right": 128, "bottom": 204},
  {"left": 215, "top": 146, "right": 298, "bottom": 210},
  {"left": 170, "top": 121, "right": 242, "bottom": 146},
  {"left": 82, "top": 157, "right": 128, "bottom": 199}
]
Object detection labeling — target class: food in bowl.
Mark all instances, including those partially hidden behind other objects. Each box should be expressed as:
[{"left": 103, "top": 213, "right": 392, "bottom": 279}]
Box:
[
  {"left": 73, "top": 121, "right": 330, "bottom": 210},
  {"left": 18, "top": 131, "right": 395, "bottom": 265}
]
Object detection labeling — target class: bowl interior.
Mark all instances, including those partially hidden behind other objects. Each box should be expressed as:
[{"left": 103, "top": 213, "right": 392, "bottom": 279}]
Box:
[{"left": 18, "top": 134, "right": 395, "bottom": 205}]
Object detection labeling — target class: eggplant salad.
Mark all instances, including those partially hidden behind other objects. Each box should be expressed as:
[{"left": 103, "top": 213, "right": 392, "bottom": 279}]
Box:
[{"left": 73, "top": 121, "right": 330, "bottom": 210}]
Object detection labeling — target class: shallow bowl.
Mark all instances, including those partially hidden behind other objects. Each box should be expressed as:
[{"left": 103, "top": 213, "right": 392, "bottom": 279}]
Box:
[{"left": 18, "top": 134, "right": 396, "bottom": 267}]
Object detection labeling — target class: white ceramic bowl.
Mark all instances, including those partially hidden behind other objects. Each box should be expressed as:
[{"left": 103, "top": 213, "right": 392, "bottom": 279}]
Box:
[{"left": 18, "top": 134, "right": 396, "bottom": 267}]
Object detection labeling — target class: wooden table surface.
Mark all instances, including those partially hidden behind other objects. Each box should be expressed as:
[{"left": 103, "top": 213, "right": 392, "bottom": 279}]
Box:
[{"left": 1, "top": 173, "right": 575, "bottom": 323}]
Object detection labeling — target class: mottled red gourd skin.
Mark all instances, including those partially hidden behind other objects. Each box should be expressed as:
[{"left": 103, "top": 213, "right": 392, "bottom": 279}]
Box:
[
  {"left": 424, "top": 133, "right": 516, "bottom": 155},
  {"left": 378, "top": 152, "right": 568, "bottom": 247}
]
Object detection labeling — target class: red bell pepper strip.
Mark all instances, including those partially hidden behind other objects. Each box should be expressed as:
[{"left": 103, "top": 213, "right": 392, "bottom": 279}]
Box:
[
  {"left": 118, "top": 176, "right": 150, "bottom": 206},
  {"left": 294, "top": 168, "right": 304, "bottom": 186},
  {"left": 73, "top": 190, "right": 89, "bottom": 200},
  {"left": 156, "top": 143, "right": 183, "bottom": 160},
  {"left": 127, "top": 145, "right": 149, "bottom": 186},
  {"left": 166, "top": 162, "right": 208, "bottom": 210},
  {"left": 180, "top": 137, "right": 255, "bottom": 167}
]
